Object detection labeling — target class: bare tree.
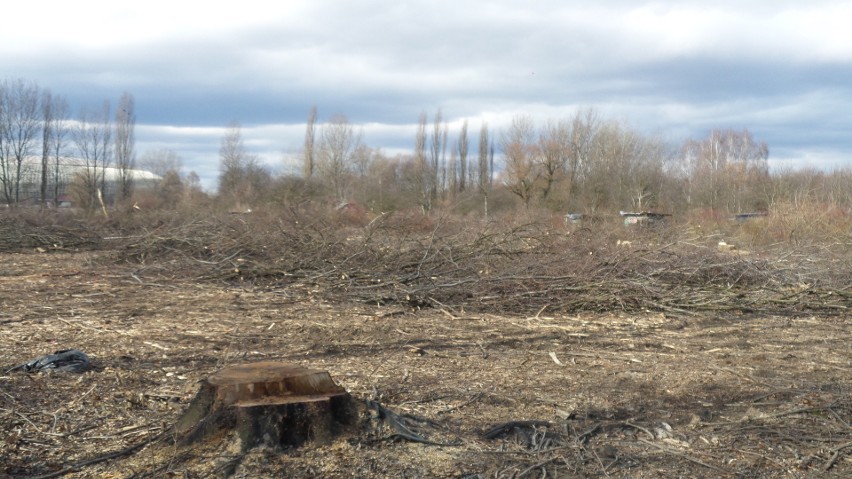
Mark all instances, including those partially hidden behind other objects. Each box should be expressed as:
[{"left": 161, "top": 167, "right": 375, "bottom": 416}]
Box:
[
  {"left": 139, "top": 148, "right": 182, "bottom": 178},
  {"left": 726, "top": 129, "right": 770, "bottom": 212},
  {"left": 352, "top": 143, "right": 373, "bottom": 179},
  {"left": 318, "top": 114, "right": 361, "bottom": 201},
  {"left": 351, "top": 142, "right": 374, "bottom": 203},
  {"left": 489, "top": 139, "right": 495, "bottom": 189},
  {"left": 0, "top": 78, "right": 40, "bottom": 205},
  {"left": 219, "top": 122, "right": 248, "bottom": 181},
  {"left": 429, "top": 108, "right": 444, "bottom": 206},
  {"left": 501, "top": 115, "right": 538, "bottom": 208},
  {"left": 441, "top": 123, "right": 448, "bottom": 199},
  {"left": 219, "top": 122, "right": 269, "bottom": 208},
  {"left": 139, "top": 148, "right": 184, "bottom": 206},
  {"left": 457, "top": 119, "right": 468, "bottom": 192},
  {"left": 114, "top": 92, "right": 136, "bottom": 202},
  {"left": 447, "top": 145, "right": 458, "bottom": 194},
  {"left": 40, "top": 89, "right": 53, "bottom": 206},
  {"left": 566, "top": 108, "right": 600, "bottom": 208},
  {"left": 477, "top": 122, "right": 491, "bottom": 217},
  {"left": 153, "top": 169, "right": 183, "bottom": 206},
  {"left": 584, "top": 120, "right": 665, "bottom": 211},
  {"left": 414, "top": 111, "right": 429, "bottom": 211},
  {"left": 303, "top": 106, "right": 317, "bottom": 178},
  {"left": 536, "top": 119, "right": 570, "bottom": 201},
  {"left": 72, "top": 101, "right": 112, "bottom": 210},
  {"left": 373, "top": 153, "right": 419, "bottom": 211},
  {"left": 680, "top": 128, "right": 769, "bottom": 212},
  {"left": 182, "top": 171, "right": 207, "bottom": 207},
  {"left": 44, "top": 94, "right": 70, "bottom": 205}
]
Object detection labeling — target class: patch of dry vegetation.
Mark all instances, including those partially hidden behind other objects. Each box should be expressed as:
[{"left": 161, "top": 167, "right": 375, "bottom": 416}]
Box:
[
  {"left": 0, "top": 213, "right": 102, "bottom": 253},
  {"left": 98, "top": 208, "right": 851, "bottom": 317},
  {"left": 0, "top": 206, "right": 849, "bottom": 478}
]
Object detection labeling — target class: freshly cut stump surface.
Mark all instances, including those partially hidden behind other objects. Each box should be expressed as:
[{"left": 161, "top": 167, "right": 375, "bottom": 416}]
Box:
[
  {"left": 174, "top": 362, "right": 358, "bottom": 451},
  {"left": 205, "top": 362, "right": 347, "bottom": 406}
]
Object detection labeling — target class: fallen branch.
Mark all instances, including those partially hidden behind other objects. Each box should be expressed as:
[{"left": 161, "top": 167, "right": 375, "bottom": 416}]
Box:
[
  {"left": 824, "top": 441, "right": 852, "bottom": 472},
  {"left": 637, "top": 437, "right": 729, "bottom": 474}
]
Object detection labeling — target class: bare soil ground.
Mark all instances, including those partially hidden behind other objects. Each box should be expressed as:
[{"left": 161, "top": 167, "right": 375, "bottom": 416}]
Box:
[{"left": 1, "top": 250, "right": 850, "bottom": 478}]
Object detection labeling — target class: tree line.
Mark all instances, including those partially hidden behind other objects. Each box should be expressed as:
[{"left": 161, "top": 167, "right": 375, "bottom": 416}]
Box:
[
  {"left": 4, "top": 74, "right": 846, "bottom": 219},
  {"left": 0, "top": 78, "right": 140, "bottom": 208},
  {"left": 218, "top": 105, "right": 849, "bottom": 220},
  {"left": 0, "top": 77, "right": 211, "bottom": 211},
  {"left": 216, "top": 108, "right": 499, "bottom": 216}
]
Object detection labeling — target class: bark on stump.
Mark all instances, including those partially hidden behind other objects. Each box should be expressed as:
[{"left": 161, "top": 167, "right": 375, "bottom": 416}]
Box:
[{"left": 173, "top": 362, "right": 358, "bottom": 451}]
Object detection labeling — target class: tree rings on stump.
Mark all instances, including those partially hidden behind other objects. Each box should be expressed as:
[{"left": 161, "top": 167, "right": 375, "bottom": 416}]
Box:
[{"left": 173, "top": 362, "right": 358, "bottom": 451}]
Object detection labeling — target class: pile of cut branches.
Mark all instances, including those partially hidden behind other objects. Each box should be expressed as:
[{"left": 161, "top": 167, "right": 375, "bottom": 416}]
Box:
[
  {"left": 110, "top": 210, "right": 850, "bottom": 317},
  {"left": 0, "top": 214, "right": 102, "bottom": 252}
]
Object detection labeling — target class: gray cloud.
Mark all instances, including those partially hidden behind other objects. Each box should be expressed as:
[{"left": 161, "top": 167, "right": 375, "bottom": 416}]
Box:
[{"left": 4, "top": 1, "right": 851, "bottom": 189}]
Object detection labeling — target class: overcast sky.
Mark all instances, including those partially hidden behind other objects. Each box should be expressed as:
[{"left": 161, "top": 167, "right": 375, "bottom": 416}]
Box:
[{"left": 4, "top": 1, "right": 851, "bottom": 189}]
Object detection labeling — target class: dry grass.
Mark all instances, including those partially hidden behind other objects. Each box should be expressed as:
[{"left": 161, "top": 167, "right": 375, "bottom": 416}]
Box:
[
  {"left": 92, "top": 208, "right": 850, "bottom": 317},
  {"left": 0, "top": 207, "right": 849, "bottom": 477}
]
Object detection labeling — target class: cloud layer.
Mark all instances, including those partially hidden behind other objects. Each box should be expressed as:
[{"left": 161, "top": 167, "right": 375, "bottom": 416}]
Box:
[{"left": 4, "top": 1, "right": 851, "bottom": 188}]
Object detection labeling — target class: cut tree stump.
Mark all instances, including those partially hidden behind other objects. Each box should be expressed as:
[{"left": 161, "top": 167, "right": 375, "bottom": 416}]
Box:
[{"left": 173, "top": 362, "right": 359, "bottom": 451}]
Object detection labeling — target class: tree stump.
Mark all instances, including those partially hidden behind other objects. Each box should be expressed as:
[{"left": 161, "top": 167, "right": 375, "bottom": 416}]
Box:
[{"left": 173, "top": 362, "right": 358, "bottom": 452}]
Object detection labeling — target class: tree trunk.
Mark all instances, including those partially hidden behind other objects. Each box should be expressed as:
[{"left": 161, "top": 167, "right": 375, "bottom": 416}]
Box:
[{"left": 173, "top": 362, "right": 358, "bottom": 452}]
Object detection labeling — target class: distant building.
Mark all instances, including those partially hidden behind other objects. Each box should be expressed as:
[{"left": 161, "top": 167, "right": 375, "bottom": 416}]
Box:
[
  {"left": 7, "top": 156, "right": 161, "bottom": 207},
  {"left": 619, "top": 211, "right": 671, "bottom": 227}
]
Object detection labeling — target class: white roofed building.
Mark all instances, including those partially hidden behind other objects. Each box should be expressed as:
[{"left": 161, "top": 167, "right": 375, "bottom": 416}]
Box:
[{"left": 6, "top": 156, "right": 162, "bottom": 207}]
